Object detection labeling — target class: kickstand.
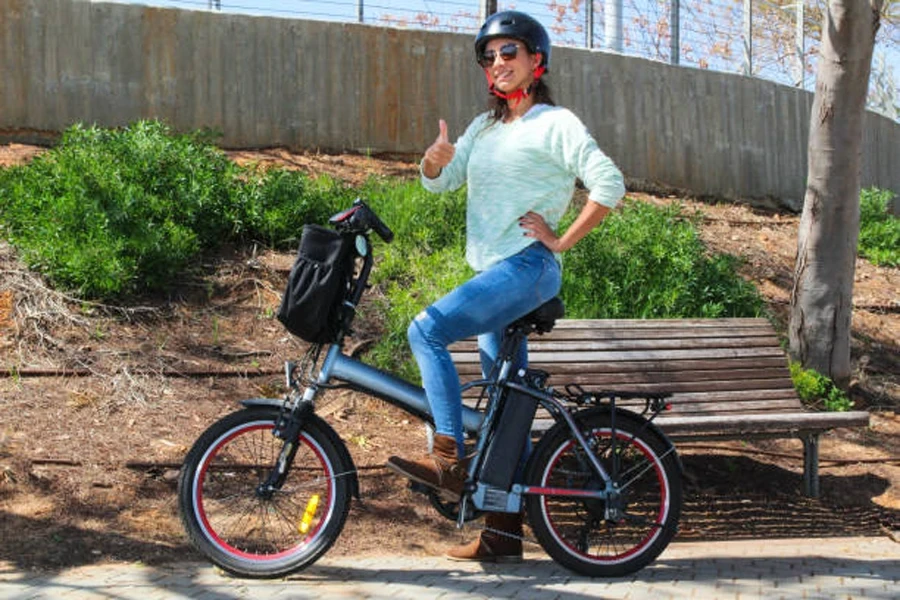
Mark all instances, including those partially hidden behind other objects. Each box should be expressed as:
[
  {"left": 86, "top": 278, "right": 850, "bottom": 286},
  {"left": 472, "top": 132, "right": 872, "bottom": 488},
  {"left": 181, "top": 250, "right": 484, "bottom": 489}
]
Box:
[{"left": 456, "top": 496, "right": 471, "bottom": 529}]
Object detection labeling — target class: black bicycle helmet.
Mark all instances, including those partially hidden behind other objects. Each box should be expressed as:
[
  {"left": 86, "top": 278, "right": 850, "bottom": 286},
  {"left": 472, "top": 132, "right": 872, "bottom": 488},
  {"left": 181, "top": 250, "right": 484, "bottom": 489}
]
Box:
[{"left": 475, "top": 10, "right": 551, "bottom": 71}]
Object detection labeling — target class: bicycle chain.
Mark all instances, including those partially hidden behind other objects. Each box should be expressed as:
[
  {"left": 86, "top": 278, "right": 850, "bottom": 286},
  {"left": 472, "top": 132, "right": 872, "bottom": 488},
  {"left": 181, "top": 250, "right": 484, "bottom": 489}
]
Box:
[{"left": 477, "top": 524, "right": 540, "bottom": 547}]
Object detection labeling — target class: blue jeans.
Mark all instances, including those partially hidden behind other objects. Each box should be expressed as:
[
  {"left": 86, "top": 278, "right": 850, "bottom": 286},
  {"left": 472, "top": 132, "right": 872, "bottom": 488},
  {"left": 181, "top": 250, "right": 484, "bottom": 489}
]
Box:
[{"left": 407, "top": 243, "right": 562, "bottom": 455}]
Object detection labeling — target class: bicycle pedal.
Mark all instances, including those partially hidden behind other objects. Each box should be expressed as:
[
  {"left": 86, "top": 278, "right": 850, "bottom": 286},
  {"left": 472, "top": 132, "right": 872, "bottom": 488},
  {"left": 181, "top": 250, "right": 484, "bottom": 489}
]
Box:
[{"left": 408, "top": 480, "right": 432, "bottom": 496}]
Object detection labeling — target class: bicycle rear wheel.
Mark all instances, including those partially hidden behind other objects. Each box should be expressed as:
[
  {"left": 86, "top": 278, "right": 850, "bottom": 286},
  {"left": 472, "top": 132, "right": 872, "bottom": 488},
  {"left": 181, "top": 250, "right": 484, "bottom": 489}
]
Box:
[
  {"left": 524, "top": 407, "right": 682, "bottom": 577},
  {"left": 178, "top": 407, "right": 353, "bottom": 578}
]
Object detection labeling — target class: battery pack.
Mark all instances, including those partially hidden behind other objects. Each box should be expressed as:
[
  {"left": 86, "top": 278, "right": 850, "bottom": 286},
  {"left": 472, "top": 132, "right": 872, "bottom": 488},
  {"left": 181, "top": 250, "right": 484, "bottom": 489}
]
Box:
[{"left": 478, "top": 387, "right": 539, "bottom": 490}]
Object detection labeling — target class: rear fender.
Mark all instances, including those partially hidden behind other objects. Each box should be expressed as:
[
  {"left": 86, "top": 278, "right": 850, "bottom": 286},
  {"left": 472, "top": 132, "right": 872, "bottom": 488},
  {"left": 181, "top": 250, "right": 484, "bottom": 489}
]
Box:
[{"left": 564, "top": 405, "right": 684, "bottom": 476}]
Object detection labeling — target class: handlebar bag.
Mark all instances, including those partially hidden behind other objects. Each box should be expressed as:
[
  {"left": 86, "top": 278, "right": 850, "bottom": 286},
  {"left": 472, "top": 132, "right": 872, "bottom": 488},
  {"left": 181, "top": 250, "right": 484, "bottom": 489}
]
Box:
[{"left": 277, "top": 224, "right": 356, "bottom": 343}]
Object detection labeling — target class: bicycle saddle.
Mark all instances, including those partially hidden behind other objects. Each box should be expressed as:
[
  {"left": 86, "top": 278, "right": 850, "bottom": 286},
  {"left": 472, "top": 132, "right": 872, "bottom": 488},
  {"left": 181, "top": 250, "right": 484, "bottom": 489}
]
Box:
[{"left": 512, "top": 297, "right": 565, "bottom": 334}]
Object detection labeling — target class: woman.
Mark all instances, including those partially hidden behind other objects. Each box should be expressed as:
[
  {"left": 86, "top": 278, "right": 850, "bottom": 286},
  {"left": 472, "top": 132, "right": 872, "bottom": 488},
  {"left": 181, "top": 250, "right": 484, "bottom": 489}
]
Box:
[{"left": 386, "top": 10, "right": 625, "bottom": 563}]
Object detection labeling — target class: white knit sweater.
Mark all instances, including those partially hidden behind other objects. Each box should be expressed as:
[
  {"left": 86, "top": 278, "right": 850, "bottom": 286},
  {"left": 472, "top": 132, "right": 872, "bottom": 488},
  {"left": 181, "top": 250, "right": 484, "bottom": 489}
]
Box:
[{"left": 421, "top": 104, "right": 625, "bottom": 271}]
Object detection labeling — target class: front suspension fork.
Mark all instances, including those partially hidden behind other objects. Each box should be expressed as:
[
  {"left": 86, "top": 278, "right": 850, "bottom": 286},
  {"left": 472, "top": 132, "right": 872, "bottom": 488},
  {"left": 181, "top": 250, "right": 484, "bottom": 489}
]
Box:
[{"left": 256, "top": 388, "right": 315, "bottom": 498}]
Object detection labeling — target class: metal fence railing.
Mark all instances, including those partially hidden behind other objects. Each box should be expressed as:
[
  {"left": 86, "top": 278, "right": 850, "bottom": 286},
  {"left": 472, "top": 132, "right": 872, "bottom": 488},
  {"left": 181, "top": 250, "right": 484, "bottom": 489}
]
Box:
[{"left": 106, "top": 0, "right": 899, "bottom": 120}]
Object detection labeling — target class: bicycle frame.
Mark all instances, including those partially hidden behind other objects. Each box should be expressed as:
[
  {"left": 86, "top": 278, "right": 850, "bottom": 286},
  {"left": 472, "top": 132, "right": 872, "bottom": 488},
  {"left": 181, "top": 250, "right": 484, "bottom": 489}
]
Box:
[
  {"left": 296, "top": 337, "right": 617, "bottom": 512},
  {"left": 315, "top": 343, "right": 484, "bottom": 434}
]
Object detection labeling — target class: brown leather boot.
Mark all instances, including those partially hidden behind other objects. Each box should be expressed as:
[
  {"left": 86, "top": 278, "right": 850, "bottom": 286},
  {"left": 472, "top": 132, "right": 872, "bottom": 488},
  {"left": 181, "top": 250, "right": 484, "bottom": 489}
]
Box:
[
  {"left": 386, "top": 434, "right": 466, "bottom": 501},
  {"left": 445, "top": 512, "right": 524, "bottom": 563}
]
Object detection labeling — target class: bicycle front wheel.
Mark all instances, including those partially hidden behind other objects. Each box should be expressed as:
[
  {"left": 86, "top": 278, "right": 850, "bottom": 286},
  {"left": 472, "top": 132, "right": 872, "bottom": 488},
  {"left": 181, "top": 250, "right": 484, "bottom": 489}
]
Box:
[
  {"left": 178, "top": 407, "right": 353, "bottom": 578},
  {"left": 524, "top": 407, "right": 682, "bottom": 577}
]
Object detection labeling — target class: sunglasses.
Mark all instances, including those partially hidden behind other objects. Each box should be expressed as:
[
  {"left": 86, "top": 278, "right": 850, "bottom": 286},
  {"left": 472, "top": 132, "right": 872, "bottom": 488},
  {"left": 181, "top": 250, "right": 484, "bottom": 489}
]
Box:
[{"left": 477, "top": 43, "right": 524, "bottom": 68}]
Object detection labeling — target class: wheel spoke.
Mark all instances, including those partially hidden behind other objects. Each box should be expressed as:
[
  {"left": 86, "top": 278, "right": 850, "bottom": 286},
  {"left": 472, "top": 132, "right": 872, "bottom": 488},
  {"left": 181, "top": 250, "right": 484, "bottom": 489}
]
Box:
[{"left": 616, "top": 445, "right": 678, "bottom": 493}]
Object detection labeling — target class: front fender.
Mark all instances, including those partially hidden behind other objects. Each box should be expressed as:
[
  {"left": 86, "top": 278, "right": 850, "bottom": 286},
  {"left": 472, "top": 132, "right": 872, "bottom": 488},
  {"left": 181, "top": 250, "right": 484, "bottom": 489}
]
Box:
[{"left": 240, "top": 397, "right": 284, "bottom": 410}]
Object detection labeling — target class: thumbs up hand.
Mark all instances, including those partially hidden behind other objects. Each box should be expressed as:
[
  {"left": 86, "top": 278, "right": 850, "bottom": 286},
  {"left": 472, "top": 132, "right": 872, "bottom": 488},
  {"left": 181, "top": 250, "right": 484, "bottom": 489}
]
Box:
[{"left": 422, "top": 119, "right": 455, "bottom": 179}]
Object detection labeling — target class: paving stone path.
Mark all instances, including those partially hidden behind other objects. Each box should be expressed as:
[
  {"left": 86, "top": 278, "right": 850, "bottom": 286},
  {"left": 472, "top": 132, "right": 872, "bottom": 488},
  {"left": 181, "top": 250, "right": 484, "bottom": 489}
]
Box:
[{"left": 2, "top": 536, "right": 897, "bottom": 599}]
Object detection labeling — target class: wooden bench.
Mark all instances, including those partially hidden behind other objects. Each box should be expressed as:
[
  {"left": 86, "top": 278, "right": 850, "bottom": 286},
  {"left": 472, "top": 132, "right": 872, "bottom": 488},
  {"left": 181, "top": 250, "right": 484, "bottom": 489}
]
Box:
[{"left": 449, "top": 318, "right": 871, "bottom": 498}]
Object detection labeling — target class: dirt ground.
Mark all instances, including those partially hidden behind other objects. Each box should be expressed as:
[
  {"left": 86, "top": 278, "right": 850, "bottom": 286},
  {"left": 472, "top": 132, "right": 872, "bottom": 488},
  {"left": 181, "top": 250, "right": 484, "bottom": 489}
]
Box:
[{"left": 0, "top": 144, "right": 898, "bottom": 572}]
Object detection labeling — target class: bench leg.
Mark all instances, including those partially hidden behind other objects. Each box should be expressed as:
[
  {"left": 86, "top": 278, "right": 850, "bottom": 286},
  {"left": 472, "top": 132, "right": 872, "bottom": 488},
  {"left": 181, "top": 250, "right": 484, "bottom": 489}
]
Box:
[{"left": 802, "top": 432, "right": 820, "bottom": 498}]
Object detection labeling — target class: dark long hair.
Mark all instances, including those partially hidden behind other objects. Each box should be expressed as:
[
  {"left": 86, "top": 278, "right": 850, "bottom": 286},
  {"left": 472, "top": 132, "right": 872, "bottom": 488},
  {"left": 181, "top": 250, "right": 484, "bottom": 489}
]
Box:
[{"left": 488, "top": 78, "right": 555, "bottom": 123}]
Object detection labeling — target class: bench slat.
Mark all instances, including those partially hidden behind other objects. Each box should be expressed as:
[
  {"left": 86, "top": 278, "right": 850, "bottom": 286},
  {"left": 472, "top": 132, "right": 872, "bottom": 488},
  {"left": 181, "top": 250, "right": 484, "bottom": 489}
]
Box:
[
  {"left": 529, "top": 410, "right": 871, "bottom": 437},
  {"left": 552, "top": 318, "right": 773, "bottom": 330},
  {"left": 527, "top": 376, "right": 795, "bottom": 392},
  {"left": 524, "top": 399, "right": 804, "bottom": 415},
  {"left": 452, "top": 336, "right": 783, "bottom": 353},
  {"left": 462, "top": 382, "right": 798, "bottom": 400},
  {"left": 658, "top": 411, "right": 872, "bottom": 435},
  {"left": 459, "top": 365, "right": 794, "bottom": 383},
  {"left": 453, "top": 347, "right": 789, "bottom": 363},
  {"left": 533, "top": 324, "right": 775, "bottom": 336},
  {"left": 464, "top": 394, "right": 801, "bottom": 412},
  {"left": 456, "top": 356, "right": 793, "bottom": 375}
]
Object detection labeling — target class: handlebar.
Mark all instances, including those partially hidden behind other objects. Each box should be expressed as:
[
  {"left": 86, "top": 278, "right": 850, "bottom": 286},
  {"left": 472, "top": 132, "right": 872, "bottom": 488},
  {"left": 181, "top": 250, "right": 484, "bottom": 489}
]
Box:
[{"left": 328, "top": 199, "right": 394, "bottom": 243}]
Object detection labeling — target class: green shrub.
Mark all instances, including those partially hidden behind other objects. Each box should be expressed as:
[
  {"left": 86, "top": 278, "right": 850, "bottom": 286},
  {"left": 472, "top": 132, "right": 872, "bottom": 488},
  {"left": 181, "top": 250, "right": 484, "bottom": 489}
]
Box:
[
  {"left": 789, "top": 362, "right": 854, "bottom": 412},
  {"left": 237, "top": 168, "right": 356, "bottom": 249},
  {"left": 0, "top": 121, "right": 349, "bottom": 298},
  {"left": 858, "top": 187, "right": 899, "bottom": 267},
  {"left": 0, "top": 122, "right": 242, "bottom": 297},
  {"left": 561, "top": 199, "right": 764, "bottom": 319}
]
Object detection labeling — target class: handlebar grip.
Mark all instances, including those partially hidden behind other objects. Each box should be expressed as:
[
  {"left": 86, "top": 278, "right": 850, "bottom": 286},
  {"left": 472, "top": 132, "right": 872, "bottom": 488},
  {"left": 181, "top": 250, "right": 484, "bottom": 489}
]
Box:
[
  {"left": 352, "top": 198, "right": 393, "bottom": 243},
  {"left": 369, "top": 211, "right": 394, "bottom": 244},
  {"left": 330, "top": 199, "right": 394, "bottom": 243}
]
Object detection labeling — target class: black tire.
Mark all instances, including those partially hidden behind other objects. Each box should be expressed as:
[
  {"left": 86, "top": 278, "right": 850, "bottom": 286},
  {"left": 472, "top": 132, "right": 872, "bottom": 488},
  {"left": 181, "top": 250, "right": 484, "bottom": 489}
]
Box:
[
  {"left": 177, "top": 407, "right": 353, "bottom": 578},
  {"left": 524, "top": 407, "right": 682, "bottom": 577}
]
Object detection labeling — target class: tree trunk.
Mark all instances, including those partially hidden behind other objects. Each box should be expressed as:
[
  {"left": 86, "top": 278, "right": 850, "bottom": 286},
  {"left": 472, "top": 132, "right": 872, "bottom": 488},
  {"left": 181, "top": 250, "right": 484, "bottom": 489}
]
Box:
[{"left": 789, "top": 0, "right": 882, "bottom": 388}]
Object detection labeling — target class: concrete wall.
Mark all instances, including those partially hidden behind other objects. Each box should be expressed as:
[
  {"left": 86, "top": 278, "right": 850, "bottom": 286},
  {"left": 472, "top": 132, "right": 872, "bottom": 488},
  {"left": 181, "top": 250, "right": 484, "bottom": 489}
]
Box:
[{"left": 2, "top": 0, "right": 899, "bottom": 210}]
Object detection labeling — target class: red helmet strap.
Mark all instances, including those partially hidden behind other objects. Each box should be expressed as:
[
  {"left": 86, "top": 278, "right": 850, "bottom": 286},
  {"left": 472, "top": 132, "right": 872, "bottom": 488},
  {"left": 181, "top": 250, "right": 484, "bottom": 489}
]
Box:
[{"left": 483, "top": 65, "right": 546, "bottom": 108}]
